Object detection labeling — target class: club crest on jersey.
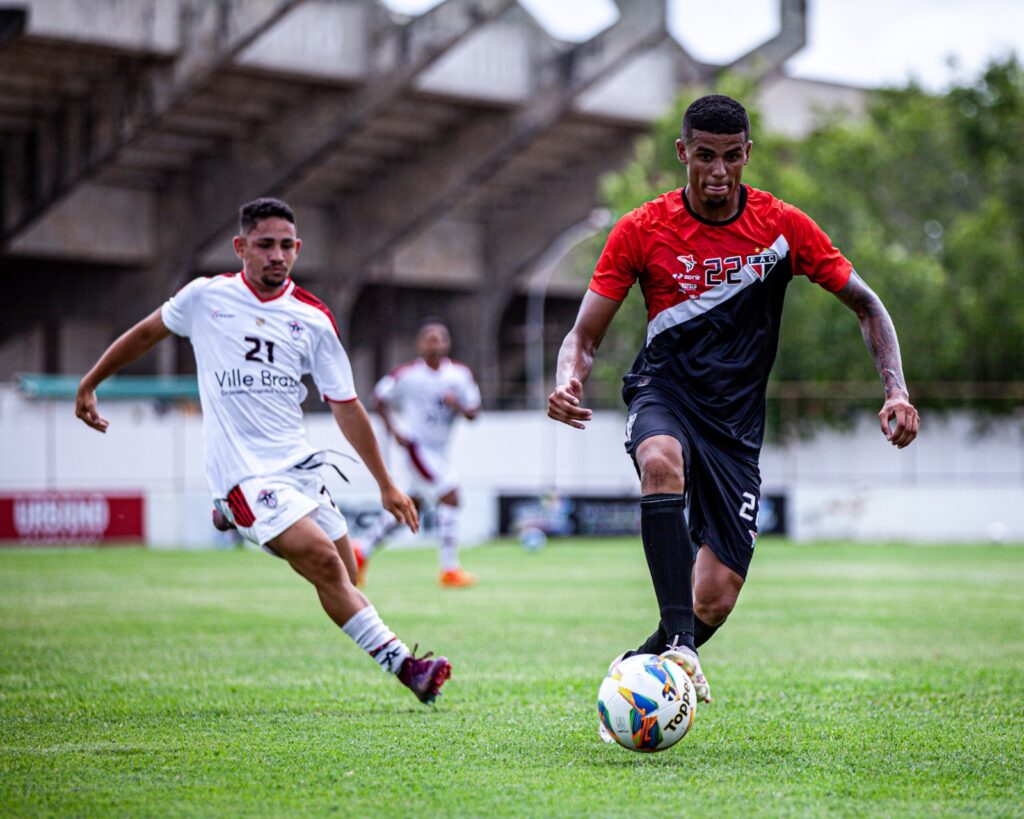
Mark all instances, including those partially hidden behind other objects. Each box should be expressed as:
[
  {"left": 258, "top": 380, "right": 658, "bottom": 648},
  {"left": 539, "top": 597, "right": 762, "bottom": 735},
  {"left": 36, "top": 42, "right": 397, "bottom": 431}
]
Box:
[
  {"left": 255, "top": 317, "right": 266, "bottom": 327},
  {"left": 289, "top": 320, "right": 304, "bottom": 340},
  {"left": 257, "top": 489, "right": 277, "bottom": 508},
  {"left": 746, "top": 250, "right": 779, "bottom": 280}
]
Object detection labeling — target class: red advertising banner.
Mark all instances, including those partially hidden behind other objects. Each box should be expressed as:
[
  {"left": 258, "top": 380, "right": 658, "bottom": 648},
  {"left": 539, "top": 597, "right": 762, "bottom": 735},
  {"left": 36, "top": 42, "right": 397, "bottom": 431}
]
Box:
[{"left": 0, "top": 492, "right": 144, "bottom": 545}]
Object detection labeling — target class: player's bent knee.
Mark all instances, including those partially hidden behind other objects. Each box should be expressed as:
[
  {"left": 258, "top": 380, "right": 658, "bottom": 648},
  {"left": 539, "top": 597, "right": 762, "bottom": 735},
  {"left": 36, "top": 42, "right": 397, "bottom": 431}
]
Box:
[
  {"left": 636, "top": 438, "right": 685, "bottom": 494},
  {"left": 639, "top": 455, "right": 684, "bottom": 494}
]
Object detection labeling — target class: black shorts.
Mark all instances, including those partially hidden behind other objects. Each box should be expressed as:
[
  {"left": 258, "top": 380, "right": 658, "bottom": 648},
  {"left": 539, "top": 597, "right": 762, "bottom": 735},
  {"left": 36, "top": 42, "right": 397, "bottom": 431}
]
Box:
[{"left": 624, "top": 385, "right": 761, "bottom": 579}]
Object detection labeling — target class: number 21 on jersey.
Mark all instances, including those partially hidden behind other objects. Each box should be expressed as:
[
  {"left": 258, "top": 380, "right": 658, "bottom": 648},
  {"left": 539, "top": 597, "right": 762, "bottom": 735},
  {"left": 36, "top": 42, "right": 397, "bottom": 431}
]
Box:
[{"left": 245, "top": 336, "right": 275, "bottom": 364}]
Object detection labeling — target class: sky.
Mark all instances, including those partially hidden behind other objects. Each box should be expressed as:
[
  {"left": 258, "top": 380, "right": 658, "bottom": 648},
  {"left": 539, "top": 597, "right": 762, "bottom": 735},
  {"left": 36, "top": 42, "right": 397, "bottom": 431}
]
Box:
[{"left": 383, "top": 0, "right": 1024, "bottom": 91}]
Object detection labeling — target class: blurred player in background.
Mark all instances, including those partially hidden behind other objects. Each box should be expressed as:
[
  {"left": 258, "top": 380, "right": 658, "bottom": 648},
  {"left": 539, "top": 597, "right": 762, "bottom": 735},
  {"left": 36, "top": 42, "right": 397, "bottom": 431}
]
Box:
[
  {"left": 354, "top": 319, "right": 481, "bottom": 588},
  {"left": 75, "top": 197, "right": 452, "bottom": 705},
  {"left": 548, "top": 95, "right": 919, "bottom": 731}
]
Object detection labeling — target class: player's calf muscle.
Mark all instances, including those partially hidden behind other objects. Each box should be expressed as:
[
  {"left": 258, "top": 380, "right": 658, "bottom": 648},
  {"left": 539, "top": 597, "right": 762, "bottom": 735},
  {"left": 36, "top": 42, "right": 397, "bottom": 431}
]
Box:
[{"left": 693, "top": 590, "right": 737, "bottom": 626}]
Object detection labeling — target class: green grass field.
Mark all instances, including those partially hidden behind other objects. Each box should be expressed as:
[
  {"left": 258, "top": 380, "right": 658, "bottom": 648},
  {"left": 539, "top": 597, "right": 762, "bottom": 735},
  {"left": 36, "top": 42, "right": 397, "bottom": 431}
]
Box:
[{"left": 2, "top": 539, "right": 1023, "bottom": 818}]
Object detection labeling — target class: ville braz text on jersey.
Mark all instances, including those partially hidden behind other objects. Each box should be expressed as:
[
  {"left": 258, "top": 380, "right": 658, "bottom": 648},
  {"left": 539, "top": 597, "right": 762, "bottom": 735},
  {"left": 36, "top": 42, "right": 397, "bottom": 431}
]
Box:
[{"left": 215, "top": 368, "right": 300, "bottom": 394}]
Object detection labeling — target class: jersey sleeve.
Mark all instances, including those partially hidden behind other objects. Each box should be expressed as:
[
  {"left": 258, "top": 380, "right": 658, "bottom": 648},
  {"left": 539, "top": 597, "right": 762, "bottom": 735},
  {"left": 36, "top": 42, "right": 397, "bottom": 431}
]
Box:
[
  {"left": 785, "top": 205, "right": 853, "bottom": 292},
  {"left": 160, "top": 277, "right": 208, "bottom": 337},
  {"left": 589, "top": 213, "right": 643, "bottom": 302},
  {"left": 310, "top": 326, "right": 357, "bottom": 403},
  {"left": 453, "top": 366, "right": 482, "bottom": 411},
  {"left": 374, "top": 371, "right": 401, "bottom": 406}
]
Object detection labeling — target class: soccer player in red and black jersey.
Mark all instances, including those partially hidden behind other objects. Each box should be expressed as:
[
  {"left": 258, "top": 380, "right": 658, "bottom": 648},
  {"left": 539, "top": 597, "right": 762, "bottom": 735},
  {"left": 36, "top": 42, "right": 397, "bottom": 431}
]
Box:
[{"left": 548, "top": 95, "right": 919, "bottom": 716}]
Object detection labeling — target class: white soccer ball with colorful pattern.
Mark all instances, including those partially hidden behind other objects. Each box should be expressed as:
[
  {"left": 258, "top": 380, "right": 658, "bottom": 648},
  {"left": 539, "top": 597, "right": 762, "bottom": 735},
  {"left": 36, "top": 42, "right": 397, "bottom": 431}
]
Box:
[{"left": 597, "top": 653, "right": 696, "bottom": 752}]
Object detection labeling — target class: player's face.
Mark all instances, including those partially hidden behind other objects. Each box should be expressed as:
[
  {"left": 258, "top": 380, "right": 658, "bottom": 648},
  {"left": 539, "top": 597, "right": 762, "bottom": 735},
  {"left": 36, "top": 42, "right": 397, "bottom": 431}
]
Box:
[
  {"left": 677, "top": 130, "right": 751, "bottom": 218},
  {"left": 417, "top": 324, "right": 450, "bottom": 365},
  {"left": 233, "top": 218, "right": 301, "bottom": 292}
]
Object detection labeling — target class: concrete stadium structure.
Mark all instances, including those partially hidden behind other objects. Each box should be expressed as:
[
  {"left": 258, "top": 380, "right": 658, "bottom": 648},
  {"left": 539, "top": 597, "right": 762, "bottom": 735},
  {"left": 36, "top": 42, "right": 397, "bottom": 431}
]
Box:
[{"left": 0, "top": 0, "right": 866, "bottom": 402}]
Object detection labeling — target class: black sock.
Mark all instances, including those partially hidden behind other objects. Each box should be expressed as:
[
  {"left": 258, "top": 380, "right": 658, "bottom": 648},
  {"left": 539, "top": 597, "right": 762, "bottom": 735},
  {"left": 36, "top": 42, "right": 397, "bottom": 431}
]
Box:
[
  {"left": 639, "top": 493, "right": 695, "bottom": 652},
  {"left": 637, "top": 625, "right": 667, "bottom": 655},
  {"left": 694, "top": 615, "right": 719, "bottom": 648}
]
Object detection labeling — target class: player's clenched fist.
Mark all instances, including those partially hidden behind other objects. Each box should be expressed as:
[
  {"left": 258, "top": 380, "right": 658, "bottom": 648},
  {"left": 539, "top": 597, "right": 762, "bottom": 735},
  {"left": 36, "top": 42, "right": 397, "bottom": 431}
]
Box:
[
  {"left": 878, "top": 394, "right": 919, "bottom": 449},
  {"left": 548, "top": 377, "right": 593, "bottom": 429}
]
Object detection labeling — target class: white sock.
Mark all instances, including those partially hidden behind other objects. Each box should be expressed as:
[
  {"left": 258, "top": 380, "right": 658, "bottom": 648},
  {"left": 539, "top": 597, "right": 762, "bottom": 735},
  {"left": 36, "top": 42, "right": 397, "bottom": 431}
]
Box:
[
  {"left": 362, "top": 512, "right": 400, "bottom": 559},
  {"left": 341, "top": 605, "right": 409, "bottom": 673},
  {"left": 436, "top": 503, "right": 460, "bottom": 571}
]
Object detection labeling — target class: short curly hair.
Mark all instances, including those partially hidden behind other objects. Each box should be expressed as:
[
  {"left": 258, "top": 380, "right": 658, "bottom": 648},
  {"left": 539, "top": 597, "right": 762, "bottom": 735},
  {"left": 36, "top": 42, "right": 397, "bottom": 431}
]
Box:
[
  {"left": 681, "top": 95, "right": 750, "bottom": 141},
  {"left": 238, "top": 197, "right": 295, "bottom": 234}
]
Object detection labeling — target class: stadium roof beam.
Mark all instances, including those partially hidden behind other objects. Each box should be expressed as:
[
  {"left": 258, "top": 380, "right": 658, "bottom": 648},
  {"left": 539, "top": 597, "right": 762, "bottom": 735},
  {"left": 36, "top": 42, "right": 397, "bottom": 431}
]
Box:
[
  {"left": 481, "top": 144, "right": 633, "bottom": 283},
  {"left": 0, "top": 0, "right": 308, "bottom": 250},
  {"left": 721, "top": 0, "right": 807, "bottom": 81},
  {"left": 332, "top": 0, "right": 669, "bottom": 275},
  {"left": 178, "top": 0, "right": 518, "bottom": 260}
]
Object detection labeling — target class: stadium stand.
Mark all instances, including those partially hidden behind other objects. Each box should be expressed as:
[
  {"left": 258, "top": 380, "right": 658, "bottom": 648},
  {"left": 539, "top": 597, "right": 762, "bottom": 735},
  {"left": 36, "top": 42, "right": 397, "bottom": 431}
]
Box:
[{"left": 0, "top": 0, "right": 846, "bottom": 404}]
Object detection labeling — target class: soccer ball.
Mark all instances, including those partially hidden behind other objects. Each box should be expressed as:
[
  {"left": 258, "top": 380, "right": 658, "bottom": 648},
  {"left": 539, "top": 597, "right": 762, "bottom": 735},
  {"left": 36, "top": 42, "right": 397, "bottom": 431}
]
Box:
[
  {"left": 519, "top": 526, "right": 547, "bottom": 552},
  {"left": 597, "top": 653, "right": 696, "bottom": 752}
]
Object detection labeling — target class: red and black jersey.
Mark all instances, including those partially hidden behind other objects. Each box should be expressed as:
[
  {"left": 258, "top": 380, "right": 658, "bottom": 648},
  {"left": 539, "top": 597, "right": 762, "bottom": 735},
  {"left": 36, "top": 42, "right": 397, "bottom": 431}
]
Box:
[{"left": 590, "top": 185, "right": 852, "bottom": 451}]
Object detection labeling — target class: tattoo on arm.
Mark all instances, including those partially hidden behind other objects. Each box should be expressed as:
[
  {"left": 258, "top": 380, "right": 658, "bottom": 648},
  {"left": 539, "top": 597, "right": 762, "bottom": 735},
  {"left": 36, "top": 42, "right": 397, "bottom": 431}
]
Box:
[{"left": 835, "top": 272, "right": 908, "bottom": 396}]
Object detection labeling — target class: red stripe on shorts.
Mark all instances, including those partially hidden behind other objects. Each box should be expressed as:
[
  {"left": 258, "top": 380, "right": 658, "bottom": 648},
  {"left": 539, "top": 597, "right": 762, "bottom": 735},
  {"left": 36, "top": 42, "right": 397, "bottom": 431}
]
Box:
[
  {"left": 228, "top": 485, "right": 256, "bottom": 528},
  {"left": 407, "top": 444, "right": 435, "bottom": 481}
]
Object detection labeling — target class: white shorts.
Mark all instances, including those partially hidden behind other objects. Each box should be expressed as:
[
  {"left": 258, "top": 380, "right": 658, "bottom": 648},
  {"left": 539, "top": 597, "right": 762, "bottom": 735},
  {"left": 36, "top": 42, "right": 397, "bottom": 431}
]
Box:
[
  {"left": 215, "top": 461, "right": 348, "bottom": 551},
  {"left": 404, "top": 442, "right": 458, "bottom": 502}
]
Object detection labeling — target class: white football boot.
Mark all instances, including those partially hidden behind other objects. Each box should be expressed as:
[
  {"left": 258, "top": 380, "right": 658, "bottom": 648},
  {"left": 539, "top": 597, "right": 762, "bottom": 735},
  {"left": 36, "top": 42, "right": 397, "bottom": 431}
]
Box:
[{"left": 661, "top": 644, "right": 711, "bottom": 704}]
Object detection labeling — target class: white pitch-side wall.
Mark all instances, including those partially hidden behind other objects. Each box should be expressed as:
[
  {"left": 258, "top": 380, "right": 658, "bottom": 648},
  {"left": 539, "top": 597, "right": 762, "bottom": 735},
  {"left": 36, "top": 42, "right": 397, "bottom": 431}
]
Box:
[{"left": 1, "top": 386, "right": 1021, "bottom": 546}]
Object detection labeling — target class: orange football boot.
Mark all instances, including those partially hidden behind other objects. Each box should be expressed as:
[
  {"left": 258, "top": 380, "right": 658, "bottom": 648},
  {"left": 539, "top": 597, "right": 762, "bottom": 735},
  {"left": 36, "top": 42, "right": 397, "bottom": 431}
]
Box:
[{"left": 439, "top": 567, "right": 478, "bottom": 588}]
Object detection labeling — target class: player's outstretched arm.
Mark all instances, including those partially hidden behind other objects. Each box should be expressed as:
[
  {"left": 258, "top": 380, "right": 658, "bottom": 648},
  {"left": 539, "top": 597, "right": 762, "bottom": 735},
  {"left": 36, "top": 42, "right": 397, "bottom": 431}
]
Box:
[
  {"left": 833, "top": 272, "right": 920, "bottom": 448},
  {"left": 76, "top": 308, "right": 172, "bottom": 433},
  {"left": 548, "top": 290, "right": 621, "bottom": 429},
  {"left": 330, "top": 398, "right": 419, "bottom": 533}
]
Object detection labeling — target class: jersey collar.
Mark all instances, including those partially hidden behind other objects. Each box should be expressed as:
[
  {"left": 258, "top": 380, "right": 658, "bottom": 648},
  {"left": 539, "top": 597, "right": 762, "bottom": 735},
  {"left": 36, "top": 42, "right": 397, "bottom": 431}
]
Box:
[
  {"left": 680, "top": 184, "right": 748, "bottom": 227},
  {"left": 238, "top": 271, "right": 294, "bottom": 302},
  {"left": 418, "top": 356, "right": 448, "bottom": 371}
]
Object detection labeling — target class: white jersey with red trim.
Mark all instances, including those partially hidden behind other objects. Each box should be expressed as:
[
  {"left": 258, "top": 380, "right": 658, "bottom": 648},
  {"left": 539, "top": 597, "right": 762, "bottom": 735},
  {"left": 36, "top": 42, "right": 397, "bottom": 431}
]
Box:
[
  {"left": 161, "top": 272, "right": 357, "bottom": 497},
  {"left": 374, "top": 357, "right": 480, "bottom": 452}
]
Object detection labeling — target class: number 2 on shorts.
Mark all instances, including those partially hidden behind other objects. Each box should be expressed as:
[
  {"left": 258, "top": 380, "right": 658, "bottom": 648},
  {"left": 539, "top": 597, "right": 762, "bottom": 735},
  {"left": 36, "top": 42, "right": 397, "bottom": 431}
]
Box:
[{"left": 738, "top": 491, "right": 758, "bottom": 522}]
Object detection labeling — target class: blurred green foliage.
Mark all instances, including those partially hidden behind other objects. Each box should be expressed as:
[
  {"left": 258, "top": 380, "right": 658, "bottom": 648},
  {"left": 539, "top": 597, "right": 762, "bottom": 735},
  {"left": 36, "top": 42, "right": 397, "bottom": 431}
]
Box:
[{"left": 590, "top": 59, "right": 1024, "bottom": 412}]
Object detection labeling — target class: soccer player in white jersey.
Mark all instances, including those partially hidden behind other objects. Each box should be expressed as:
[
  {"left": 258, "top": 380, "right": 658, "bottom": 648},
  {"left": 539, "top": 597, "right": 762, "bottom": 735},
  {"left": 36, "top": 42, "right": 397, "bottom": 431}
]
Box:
[
  {"left": 75, "top": 198, "right": 452, "bottom": 705},
  {"left": 353, "top": 319, "right": 481, "bottom": 588}
]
